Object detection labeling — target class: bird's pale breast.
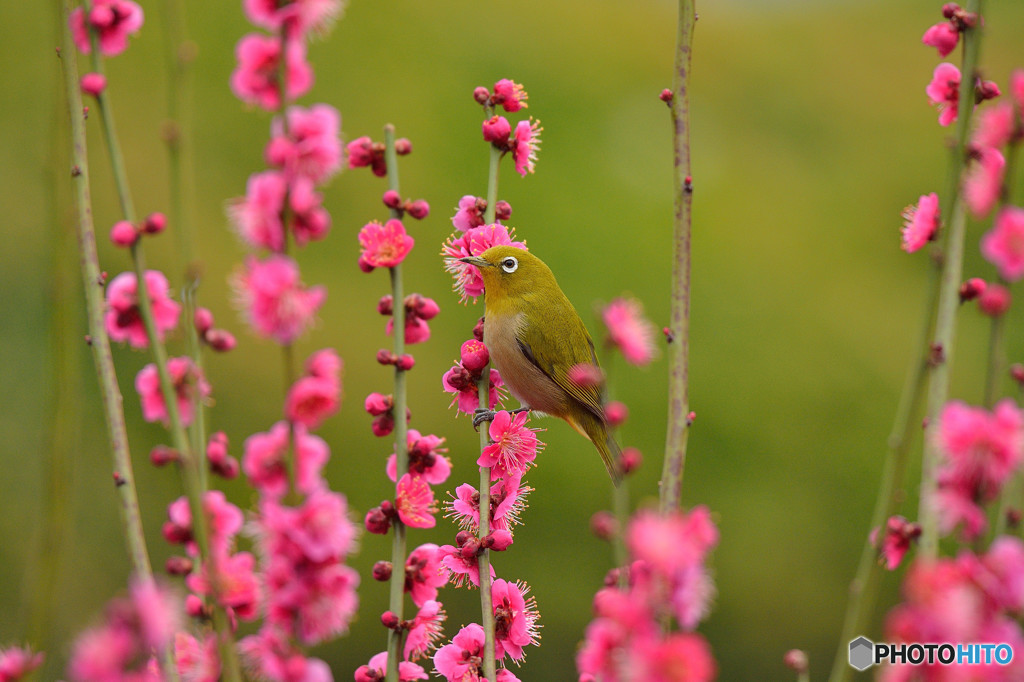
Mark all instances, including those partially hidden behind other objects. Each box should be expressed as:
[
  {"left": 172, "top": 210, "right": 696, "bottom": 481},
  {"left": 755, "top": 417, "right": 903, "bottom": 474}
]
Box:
[{"left": 484, "top": 311, "right": 567, "bottom": 417}]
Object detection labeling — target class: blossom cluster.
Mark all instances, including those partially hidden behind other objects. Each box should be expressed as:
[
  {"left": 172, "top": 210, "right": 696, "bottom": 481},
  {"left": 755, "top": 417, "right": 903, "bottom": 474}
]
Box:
[{"left": 577, "top": 508, "right": 719, "bottom": 682}]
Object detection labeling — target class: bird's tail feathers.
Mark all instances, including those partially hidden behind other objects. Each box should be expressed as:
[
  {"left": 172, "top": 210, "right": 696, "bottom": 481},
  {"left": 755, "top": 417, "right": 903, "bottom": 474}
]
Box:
[{"left": 575, "top": 412, "right": 623, "bottom": 485}]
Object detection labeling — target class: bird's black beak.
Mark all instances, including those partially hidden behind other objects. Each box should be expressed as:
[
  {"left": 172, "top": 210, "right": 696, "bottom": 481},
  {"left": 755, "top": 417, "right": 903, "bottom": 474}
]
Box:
[{"left": 458, "top": 256, "right": 491, "bottom": 267}]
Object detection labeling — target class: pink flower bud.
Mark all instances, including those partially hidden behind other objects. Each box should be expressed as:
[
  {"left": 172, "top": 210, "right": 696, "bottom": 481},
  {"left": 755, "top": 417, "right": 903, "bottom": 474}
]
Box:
[
  {"left": 976, "top": 79, "right": 1001, "bottom": 103},
  {"left": 567, "top": 362, "right": 604, "bottom": 388},
  {"left": 621, "top": 447, "right": 642, "bottom": 474},
  {"left": 959, "top": 277, "right": 987, "bottom": 302},
  {"left": 414, "top": 295, "right": 440, "bottom": 320},
  {"left": 80, "top": 72, "right": 107, "bottom": 96},
  {"left": 150, "top": 445, "right": 179, "bottom": 467},
  {"left": 372, "top": 561, "right": 392, "bottom": 581},
  {"left": 473, "top": 317, "right": 485, "bottom": 342},
  {"left": 460, "top": 539, "right": 480, "bottom": 560},
  {"left": 211, "top": 456, "right": 239, "bottom": 480},
  {"left": 473, "top": 86, "right": 491, "bottom": 104},
  {"left": 396, "top": 354, "right": 415, "bottom": 371},
  {"left": 1012, "top": 363, "right": 1024, "bottom": 386},
  {"left": 407, "top": 199, "right": 430, "bottom": 220},
  {"left": 381, "top": 611, "right": 400, "bottom": 629},
  {"left": 206, "top": 431, "right": 228, "bottom": 463},
  {"left": 460, "top": 339, "right": 490, "bottom": 373},
  {"left": 185, "top": 595, "right": 206, "bottom": 619},
  {"left": 394, "top": 138, "right": 412, "bottom": 155},
  {"left": 109, "top": 220, "right": 138, "bottom": 247},
  {"left": 979, "top": 284, "right": 1011, "bottom": 316},
  {"left": 382, "top": 190, "right": 401, "bottom": 209},
  {"left": 377, "top": 349, "right": 397, "bottom": 366},
  {"left": 495, "top": 200, "right": 512, "bottom": 222},
  {"left": 165, "top": 556, "right": 193, "bottom": 576},
  {"left": 485, "top": 529, "right": 514, "bottom": 551},
  {"left": 590, "top": 511, "right": 618, "bottom": 541},
  {"left": 659, "top": 88, "right": 674, "bottom": 103},
  {"left": 605, "top": 401, "right": 629, "bottom": 427},
  {"left": 364, "top": 506, "right": 392, "bottom": 535},
  {"left": 378, "top": 295, "right": 394, "bottom": 316},
  {"left": 162, "top": 521, "right": 191, "bottom": 545},
  {"left": 364, "top": 392, "right": 393, "bottom": 416},
  {"left": 372, "top": 413, "right": 395, "bottom": 437},
  {"left": 205, "top": 329, "right": 236, "bottom": 352},
  {"left": 455, "top": 530, "right": 474, "bottom": 547},
  {"left": 143, "top": 212, "right": 167, "bottom": 235},
  {"left": 784, "top": 650, "right": 808, "bottom": 673},
  {"left": 482, "top": 115, "right": 511, "bottom": 143},
  {"left": 942, "top": 3, "right": 960, "bottom": 19},
  {"left": 194, "top": 307, "right": 214, "bottom": 334}
]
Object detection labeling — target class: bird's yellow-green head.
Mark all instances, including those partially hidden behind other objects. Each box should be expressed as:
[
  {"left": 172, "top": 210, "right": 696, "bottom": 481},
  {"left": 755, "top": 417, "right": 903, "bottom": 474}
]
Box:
[{"left": 458, "top": 246, "right": 559, "bottom": 303}]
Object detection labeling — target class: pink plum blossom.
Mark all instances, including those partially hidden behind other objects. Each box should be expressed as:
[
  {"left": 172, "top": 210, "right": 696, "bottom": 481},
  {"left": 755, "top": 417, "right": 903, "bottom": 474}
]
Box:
[
  {"left": 973, "top": 102, "right": 1017, "bottom": 150},
  {"left": 242, "top": 421, "right": 329, "bottom": 498},
  {"left": 512, "top": 118, "right": 542, "bottom": 176},
  {"left": 442, "top": 364, "right": 505, "bottom": 414},
  {"left": 479, "top": 410, "right": 541, "bottom": 480},
  {"left": 287, "top": 176, "right": 331, "bottom": 246},
  {"left": 0, "top": 645, "right": 43, "bottom": 682},
  {"left": 286, "top": 375, "right": 340, "bottom": 429},
  {"left": 355, "top": 652, "right": 428, "bottom": 682},
  {"left": 937, "top": 399, "right": 1023, "bottom": 502},
  {"left": 233, "top": 255, "right": 326, "bottom": 345},
  {"left": 433, "top": 624, "right": 490, "bottom": 681},
  {"left": 602, "top": 297, "right": 658, "bottom": 366},
  {"left": 405, "top": 543, "right": 451, "bottom": 607},
  {"left": 396, "top": 473, "right": 437, "bottom": 529},
  {"left": 922, "top": 21, "right": 959, "bottom": 57},
  {"left": 243, "top": 0, "right": 343, "bottom": 38},
  {"left": 443, "top": 223, "right": 527, "bottom": 301},
  {"left": 439, "top": 543, "right": 494, "bottom": 588},
  {"left": 871, "top": 515, "right": 922, "bottom": 571},
  {"left": 982, "top": 207, "right": 1024, "bottom": 281},
  {"left": 135, "top": 356, "right": 210, "bottom": 427},
  {"left": 452, "top": 195, "right": 488, "bottom": 232},
  {"left": 492, "top": 579, "right": 540, "bottom": 661},
  {"left": 405, "top": 600, "right": 447, "bottom": 661},
  {"left": 105, "top": 270, "right": 181, "bottom": 349},
  {"left": 965, "top": 147, "right": 1007, "bottom": 219},
  {"left": 900, "top": 192, "right": 940, "bottom": 253},
  {"left": 387, "top": 429, "right": 451, "bottom": 485},
  {"left": 175, "top": 632, "right": 220, "bottom": 682},
  {"left": 229, "top": 170, "right": 287, "bottom": 251},
  {"left": 266, "top": 104, "right": 342, "bottom": 184},
  {"left": 230, "top": 34, "right": 313, "bottom": 111},
  {"left": 926, "top": 62, "right": 961, "bottom": 127},
  {"left": 493, "top": 79, "right": 528, "bottom": 112},
  {"left": 186, "top": 551, "right": 261, "bottom": 621},
  {"left": 239, "top": 627, "right": 333, "bottom": 682},
  {"left": 358, "top": 219, "right": 414, "bottom": 270},
  {"left": 69, "top": 0, "right": 144, "bottom": 56}
]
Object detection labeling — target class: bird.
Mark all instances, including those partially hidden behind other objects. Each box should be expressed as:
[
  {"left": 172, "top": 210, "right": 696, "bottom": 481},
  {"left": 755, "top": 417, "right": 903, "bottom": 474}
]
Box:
[{"left": 458, "top": 245, "right": 623, "bottom": 483}]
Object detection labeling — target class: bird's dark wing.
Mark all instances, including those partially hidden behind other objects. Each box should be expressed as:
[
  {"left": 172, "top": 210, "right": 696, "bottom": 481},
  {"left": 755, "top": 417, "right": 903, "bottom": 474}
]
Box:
[{"left": 516, "top": 302, "right": 606, "bottom": 422}]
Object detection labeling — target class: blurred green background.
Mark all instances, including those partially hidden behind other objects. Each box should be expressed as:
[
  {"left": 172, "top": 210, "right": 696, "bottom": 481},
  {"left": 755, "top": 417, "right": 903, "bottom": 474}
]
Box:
[{"left": 4, "top": 0, "right": 1024, "bottom": 679}]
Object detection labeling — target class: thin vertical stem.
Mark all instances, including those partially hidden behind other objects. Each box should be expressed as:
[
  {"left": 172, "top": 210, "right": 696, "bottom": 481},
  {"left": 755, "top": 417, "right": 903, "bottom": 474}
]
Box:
[
  {"left": 384, "top": 124, "right": 410, "bottom": 682},
  {"left": 919, "top": 0, "right": 984, "bottom": 559},
  {"left": 660, "top": 0, "right": 696, "bottom": 513}
]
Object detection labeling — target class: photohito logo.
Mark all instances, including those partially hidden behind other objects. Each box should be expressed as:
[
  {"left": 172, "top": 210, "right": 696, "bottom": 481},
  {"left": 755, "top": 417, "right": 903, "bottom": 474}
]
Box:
[{"left": 848, "top": 637, "right": 1014, "bottom": 670}]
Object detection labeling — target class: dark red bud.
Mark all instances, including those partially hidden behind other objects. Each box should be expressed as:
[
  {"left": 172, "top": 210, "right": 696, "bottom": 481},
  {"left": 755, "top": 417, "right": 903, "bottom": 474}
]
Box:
[
  {"left": 142, "top": 212, "right": 167, "bottom": 235},
  {"left": 485, "top": 529, "right": 514, "bottom": 551},
  {"left": 381, "top": 611, "right": 400, "bottom": 629},
  {"left": 377, "top": 349, "right": 397, "bottom": 366},
  {"left": 455, "top": 530, "right": 474, "bottom": 547},
  {"left": 372, "top": 413, "right": 395, "bottom": 437},
  {"left": 407, "top": 200, "right": 430, "bottom": 220},
  {"left": 211, "top": 456, "right": 239, "bottom": 480},
  {"left": 372, "top": 561, "right": 393, "bottom": 581},
  {"left": 358, "top": 254, "right": 376, "bottom": 273},
  {"left": 205, "top": 329, "right": 237, "bottom": 352},
  {"left": 364, "top": 507, "right": 392, "bottom": 535},
  {"left": 495, "top": 200, "right": 512, "bottom": 222},
  {"left": 976, "top": 79, "right": 1001, "bottom": 103},
  {"left": 473, "top": 317, "right": 485, "bottom": 342},
  {"left": 382, "top": 190, "right": 401, "bottom": 209},
  {"left": 960, "top": 277, "right": 987, "bottom": 302},
  {"left": 460, "top": 539, "right": 480, "bottom": 559},
  {"left": 590, "top": 511, "right": 618, "bottom": 541},
  {"left": 1011, "top": 363, "right": 1024, "bottom": 385},
  {"left": 659, "top": 88, "right": 674, "bottom": 104},
  {"left": 378, "top": 295, "right": 394, "bottom": 316},
  {"left": 150, "top": 445, "right": 179, "bottom": 467},
  {"left": 620, "top": 447, "right": 642, "bottom": 475},
  {"left": 942, "top": 3, "right": 960, "bottom": 19},
  {"left": 396, "top": 354, "right": 415, "bottom": 371},
  {"left": 473, "top": 86, "right": 491, "bottom": 104},
  {"left": 394, "top": 138, "right": 412, "bottom": 155},
  {"left": 165, "top": 556, "right": 193, "bottom": 576}
]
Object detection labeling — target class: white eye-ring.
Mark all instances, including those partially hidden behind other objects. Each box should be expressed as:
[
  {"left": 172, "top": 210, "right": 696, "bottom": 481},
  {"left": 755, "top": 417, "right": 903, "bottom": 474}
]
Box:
[{"left": 500, "top": 256, "right": 519, "bottom": 273}]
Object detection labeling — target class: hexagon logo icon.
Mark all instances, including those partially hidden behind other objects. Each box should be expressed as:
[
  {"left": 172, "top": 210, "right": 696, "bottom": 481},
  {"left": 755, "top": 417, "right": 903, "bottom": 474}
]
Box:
[{"left": 848, "top": 636, "right": 874, "bottom": 671}]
